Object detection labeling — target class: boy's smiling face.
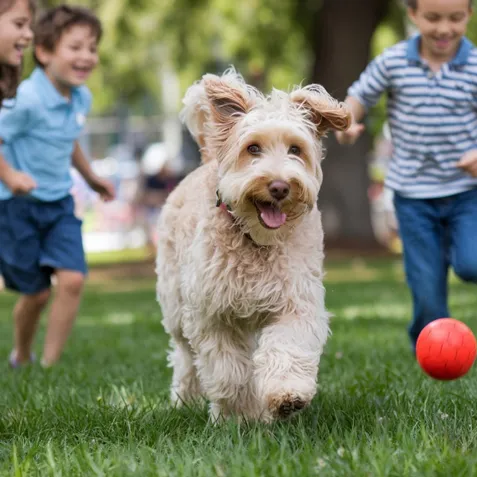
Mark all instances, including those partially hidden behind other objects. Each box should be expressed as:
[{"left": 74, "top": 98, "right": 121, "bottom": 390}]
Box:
[
  {"left": 35, "top": 24, "right": 99, "bottom": 98},
  {"left": 408, "top": 0, "right": 472, "bottom": 63}
]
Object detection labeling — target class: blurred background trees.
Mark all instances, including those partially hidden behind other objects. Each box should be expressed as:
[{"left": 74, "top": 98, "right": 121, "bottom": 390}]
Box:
[{"left": 33, "top": 0, "right": 477, "bottom": 248}]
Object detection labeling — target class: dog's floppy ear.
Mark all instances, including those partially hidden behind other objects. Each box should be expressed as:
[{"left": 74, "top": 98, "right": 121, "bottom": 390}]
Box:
[
  {"left": 290, "top": 85, "right": 351, "bottom": 137},
  {"left": 180, "top": 69, "right": 260, "bottom": 161},
  {"left": 180, "top": 82, "right": 210, "bottom": 149},
  {"left": 202, "top": 71, "right": 258, "bottom": 132}
]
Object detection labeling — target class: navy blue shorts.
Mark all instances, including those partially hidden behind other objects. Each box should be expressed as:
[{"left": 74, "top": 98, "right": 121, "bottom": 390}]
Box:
[{"left": 0, "top": 195, "right": 87, "bottom": 294}]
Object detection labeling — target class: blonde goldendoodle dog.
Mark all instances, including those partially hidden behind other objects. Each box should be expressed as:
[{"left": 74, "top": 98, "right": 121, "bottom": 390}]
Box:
[{"left": 156, "top": 69, "right": 350, "bottom": 422}]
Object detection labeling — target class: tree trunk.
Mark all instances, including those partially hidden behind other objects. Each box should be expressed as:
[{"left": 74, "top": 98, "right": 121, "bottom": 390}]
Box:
[{"left": 311, "top": 0, "right": 391, "bottom": 249}]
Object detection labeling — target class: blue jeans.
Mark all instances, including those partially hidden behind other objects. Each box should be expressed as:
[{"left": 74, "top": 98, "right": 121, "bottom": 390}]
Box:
[{"left": 393, "top": 188, "right": 477, "bottom": 348}]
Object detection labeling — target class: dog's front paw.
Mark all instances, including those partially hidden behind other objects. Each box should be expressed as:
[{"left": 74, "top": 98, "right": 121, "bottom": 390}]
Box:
[
  {"left": 260, "top": 379, "right": 316, "bottom": 422},
  {"left": 268, "top": 392, "right": 308, "bottom": 419}
]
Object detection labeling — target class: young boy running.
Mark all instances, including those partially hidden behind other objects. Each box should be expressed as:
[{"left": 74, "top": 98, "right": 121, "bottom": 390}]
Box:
[
  {"left": 0, "top": 5, "right": 115, "bottom": 367},
  {"left": 337, "top": 0, "right": 477, "bottom": 350}
]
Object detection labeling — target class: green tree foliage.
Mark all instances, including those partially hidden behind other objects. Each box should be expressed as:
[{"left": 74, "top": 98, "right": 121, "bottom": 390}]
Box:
[
  {"left": 35, "top": 0, "right": 318, "bottom": 113},
  {"left": 35, "top": 0, "right": 476, "bottom": 126}
]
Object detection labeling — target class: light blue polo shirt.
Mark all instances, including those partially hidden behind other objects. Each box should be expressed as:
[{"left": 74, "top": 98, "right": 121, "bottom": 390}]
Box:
[{"left": 0, "top": 67, "right": 92, "bottom": 201}]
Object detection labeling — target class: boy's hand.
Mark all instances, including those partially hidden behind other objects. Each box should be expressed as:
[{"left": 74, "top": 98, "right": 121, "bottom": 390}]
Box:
[
  {"left": 457, "top": 150, "right": 477, "bottom": 177},
  {"left": 3, "top": 170, "right": 37, "bottom": 195},
  {"left": 88, "top": 175, "right": 115, "bottom": 202},
  {"left": 335, "top": 122, "right": 366, "bottom": 145}
]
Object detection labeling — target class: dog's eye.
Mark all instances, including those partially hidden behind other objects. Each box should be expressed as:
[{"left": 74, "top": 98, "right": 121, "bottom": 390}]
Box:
[
  {"left": 247, "top": 144, "right": 261, "bottom": 155},
  {"left": 288, "top": 145, "right": 301, "bottom": 156}
]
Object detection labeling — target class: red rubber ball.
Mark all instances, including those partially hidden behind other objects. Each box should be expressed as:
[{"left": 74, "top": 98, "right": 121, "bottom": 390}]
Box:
[{"left": 416, "top": 318, "right": 477, "bottom": 380}]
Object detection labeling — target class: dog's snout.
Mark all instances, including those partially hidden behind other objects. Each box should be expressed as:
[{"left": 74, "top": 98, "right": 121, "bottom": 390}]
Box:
[{"left": 268, "top": 181, "right": 290, "bottom": 201}]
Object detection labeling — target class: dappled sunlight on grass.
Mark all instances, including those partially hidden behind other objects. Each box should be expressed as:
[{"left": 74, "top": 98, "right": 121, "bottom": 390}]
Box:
[
  {"left": 1, "top": 257, "right": 477, "bottom": 475},
  {"left": 78, "top": 312, "right": 138, "bottom": 327},
  {"left": 325, "top": 266, "right": 381, "bottom": 283},
  {"left": 339, "top": 302, "right": 409, "bottom": 321},
  {"left": 86, "top": 247, "right": 150, "bottom": 266},
  {"left": 96, "top": 383, "right": 160, "bottom": 412},
  {"left": 324, "top": 257, "right": 405, "bottom": 284},
  {"left": 104, "top": 312, "right": 136, "bottom": 325},
  {"left": 85, "top": 278, "right": 156, "bottom": 294}
]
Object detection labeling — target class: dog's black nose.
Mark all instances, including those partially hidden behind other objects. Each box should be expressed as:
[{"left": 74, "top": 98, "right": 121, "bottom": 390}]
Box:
[{"left": 268, "top": 181, "right": 290, "bottom": 201}]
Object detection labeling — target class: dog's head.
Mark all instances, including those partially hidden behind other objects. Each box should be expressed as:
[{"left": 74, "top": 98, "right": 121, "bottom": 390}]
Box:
[{"left": 181, "top": 68, "right": 351, "bottom": 245}]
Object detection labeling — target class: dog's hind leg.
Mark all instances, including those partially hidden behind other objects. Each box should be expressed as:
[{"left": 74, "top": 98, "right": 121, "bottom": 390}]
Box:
[{"left": 168, "top": 334, "right": 202, "bottom": 407}]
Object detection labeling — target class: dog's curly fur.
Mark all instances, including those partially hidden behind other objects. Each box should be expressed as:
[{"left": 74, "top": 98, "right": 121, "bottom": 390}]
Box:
[{"left": 156, "top": 68, "right": 351, "bottom": 422}]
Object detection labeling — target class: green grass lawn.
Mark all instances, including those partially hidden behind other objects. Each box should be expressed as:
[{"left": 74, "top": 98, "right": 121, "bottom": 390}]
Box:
[{"left": 1, "top": 258, "right": 477, "bottom": 476}]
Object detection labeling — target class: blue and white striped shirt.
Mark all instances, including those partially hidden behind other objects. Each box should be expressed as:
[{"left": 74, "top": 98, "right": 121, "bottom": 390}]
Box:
[{"left": 348, "top": 35, "right": 477, "bottom": 198}]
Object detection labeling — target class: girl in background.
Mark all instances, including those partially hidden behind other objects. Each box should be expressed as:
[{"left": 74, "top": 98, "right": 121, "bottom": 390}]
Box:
[{"left": 0, "top": 0, "right": 35, "bottom": 105}]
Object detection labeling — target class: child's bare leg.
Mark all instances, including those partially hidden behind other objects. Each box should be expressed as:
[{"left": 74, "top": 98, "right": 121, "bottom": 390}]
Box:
[
  {"left": 42, "top": 270, "right": 84, "bottom": 366},
  {"left": 13, "top": 290, "right": 51, "bottom": 362}
]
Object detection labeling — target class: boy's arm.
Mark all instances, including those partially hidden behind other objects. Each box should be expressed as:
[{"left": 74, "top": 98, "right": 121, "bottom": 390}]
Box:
[
  {"left": 457, "top": 150, "right": 477, "bottom": 177},
  {"left": 0, "top": 144, "right": 37, "bottom": 194},
  {"left": 0, "top": 145, "right": 14, "bottom": 182},
  {"left": 456, "top": 92, "right": 477, "bottom": 177},
  {"left": 71, "top": 140, "right": 96, "bottom": 185},
  {"left": 343, "top": 96, "right": 366, "bottom": 124},
  {"left": 0, "top": 90, "right": 38, "bottom": 194},
  {"left": 335, "top": 53, "right": 390, "bottom": 146},
  {"left": 0, "top": 93, "right": 38, "bottom": 194},
  {"left": 335, "top": 97, "right": 366, "bottom": 145},
  {"left": 72, "top": 141, "right": 115, "bottom": 201}
]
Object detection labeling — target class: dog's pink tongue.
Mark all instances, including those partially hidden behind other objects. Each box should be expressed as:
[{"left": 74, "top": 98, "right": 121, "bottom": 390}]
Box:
[{"left": 257, "top": 203, "right": 287, "bottom": 229}]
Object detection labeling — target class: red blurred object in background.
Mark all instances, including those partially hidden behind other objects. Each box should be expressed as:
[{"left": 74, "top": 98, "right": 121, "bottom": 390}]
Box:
[{"left": 416, "top": 318, "right": 477, "bottom": 380}]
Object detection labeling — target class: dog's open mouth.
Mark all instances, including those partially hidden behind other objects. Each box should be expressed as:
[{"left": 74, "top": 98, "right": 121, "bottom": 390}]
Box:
[{"left": 254, "top": 201, "right": 287, "bottom": 229}]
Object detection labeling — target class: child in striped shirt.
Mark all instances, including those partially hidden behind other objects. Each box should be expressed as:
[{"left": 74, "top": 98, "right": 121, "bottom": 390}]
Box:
[{"left": 337, "top": 0, "right": 477, "bottom": 350}]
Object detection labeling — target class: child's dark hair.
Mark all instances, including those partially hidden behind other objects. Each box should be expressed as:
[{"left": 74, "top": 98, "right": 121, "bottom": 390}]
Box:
[
  {"left": 406, "top": 0, "right": 473, "bottom": 9},
  {"left": 0, "top": 0, "right": 36, "bottom": 105},
  {"left": 33, "top": 5, "right": 102, "bottom": 68}
]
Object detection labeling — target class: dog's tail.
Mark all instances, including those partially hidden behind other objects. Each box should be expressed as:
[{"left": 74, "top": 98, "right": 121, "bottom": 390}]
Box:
[{"left": 180, "top": 81, "right": 214, "bottom": 163}]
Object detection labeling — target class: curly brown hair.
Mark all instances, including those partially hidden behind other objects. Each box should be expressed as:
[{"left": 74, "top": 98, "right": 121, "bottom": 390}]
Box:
[
  {"left": 0, "top": 0, "right": 36, "bottom": 105},
  {"left": 33, "top": 5, "right": 102, "bottom": 68},
  {"left": 406, "top": 0, "right": 473, "bottom": 9}
]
